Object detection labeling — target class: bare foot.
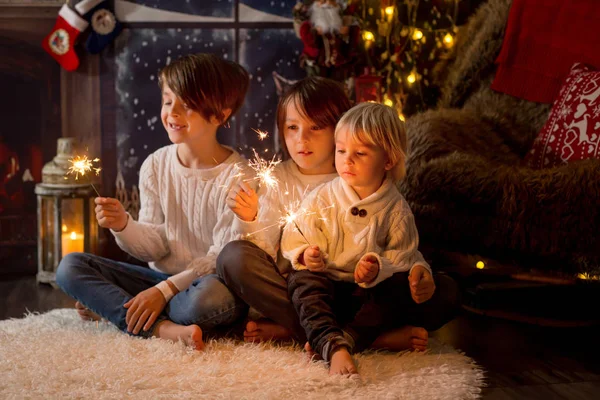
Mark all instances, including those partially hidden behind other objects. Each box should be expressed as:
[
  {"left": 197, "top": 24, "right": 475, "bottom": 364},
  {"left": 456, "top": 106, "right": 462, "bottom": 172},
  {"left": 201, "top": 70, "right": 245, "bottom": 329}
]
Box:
[
  {"left": 75, "top": 301, "right": 101, "bottom": 322},
  {"left": 329, "top": 347, "right": 358, "bottom": 375},
  {"left": 153, "top": 320, "right": 205, "bottom": 351},
  {"left": 243, "top": 319, "right": 292, "bottom": 343},
  {"left": 371, "top": 326, "right": 428, "bottom": 352},
  {"left": 304, "top": 341, "right": 323, "bottom": 362}
]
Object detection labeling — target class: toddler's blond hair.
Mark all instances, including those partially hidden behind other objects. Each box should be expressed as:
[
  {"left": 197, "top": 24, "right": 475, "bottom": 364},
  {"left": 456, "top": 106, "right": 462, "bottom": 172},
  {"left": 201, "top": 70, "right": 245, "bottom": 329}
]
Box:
[{"left": 335, "top": 102, "right": 407, "bottom": 181}]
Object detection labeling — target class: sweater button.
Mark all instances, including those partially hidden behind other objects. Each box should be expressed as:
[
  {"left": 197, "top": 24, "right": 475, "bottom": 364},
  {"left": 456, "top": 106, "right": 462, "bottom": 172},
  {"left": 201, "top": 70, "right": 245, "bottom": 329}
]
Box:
[
  {"left": 351, "top": 207, "right": 359, "bottom": 216},
  {"left": 359, "top": 209, "right": 367, "bottom": 217}
]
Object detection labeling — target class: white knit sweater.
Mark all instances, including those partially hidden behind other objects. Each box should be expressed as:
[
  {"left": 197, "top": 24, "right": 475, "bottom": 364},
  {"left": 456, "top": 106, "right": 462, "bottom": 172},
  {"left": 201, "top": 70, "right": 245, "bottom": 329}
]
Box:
[
  {"left": 112, "top": 144, "right": 254, "bottom": 291},
  {"left": 232, "top": 159, "right": 338, "bottom": 262},
  {"left": 281, "top": 177, "right": 432, "bottom": 288}
]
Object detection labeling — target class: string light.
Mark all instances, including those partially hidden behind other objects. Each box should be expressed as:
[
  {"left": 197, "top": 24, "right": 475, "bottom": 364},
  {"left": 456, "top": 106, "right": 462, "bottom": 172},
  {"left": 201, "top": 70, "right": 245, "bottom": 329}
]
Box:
[
  {"left": 407, "top": 72, "right": 417, "bottom": 84},
  {"left": 412, "top": 29, "right": 423, "bottom": 40},
  {"left": 476, "top": 261, "right": 485, "bottom": 269},
  {"left": 384, "top": 98, "right": 394, "bottom": 107},
  {"left": 362, "top": 31, "right": 375, "bottom": 42},
  {"left": 443, "top": 33, "right": 454, "bottom": 47}
]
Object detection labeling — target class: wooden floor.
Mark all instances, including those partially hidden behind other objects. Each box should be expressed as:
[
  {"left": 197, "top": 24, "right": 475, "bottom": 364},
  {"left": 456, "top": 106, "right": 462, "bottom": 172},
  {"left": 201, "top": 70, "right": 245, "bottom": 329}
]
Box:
[{"left": 2, "top": 276, "right": 600, "bottom": 399}]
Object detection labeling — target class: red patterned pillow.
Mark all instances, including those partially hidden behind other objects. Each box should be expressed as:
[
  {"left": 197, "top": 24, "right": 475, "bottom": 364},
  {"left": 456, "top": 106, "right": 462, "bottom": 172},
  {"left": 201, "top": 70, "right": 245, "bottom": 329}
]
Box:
[{"left": 524, "top": 63, "right": 600, "bottom": 169}]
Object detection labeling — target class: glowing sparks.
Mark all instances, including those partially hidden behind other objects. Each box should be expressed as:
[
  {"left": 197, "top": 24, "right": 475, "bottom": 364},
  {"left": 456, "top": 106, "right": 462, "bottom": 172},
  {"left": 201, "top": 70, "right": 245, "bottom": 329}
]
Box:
[
  {"left": 281, "top": 201, "right": 309, "bottom": 226},
  {"left": 66, "top": 155, "right": 102, "bottom": 196},
  {"left": 242, "top": 183, "right": 333, "bottom": 247},
  {"left": 248, "top": 149, "right": 281, "bottom": 189},
  {"left": 280, "top": 199, "right": 313, "bottom": 245},
  {"left": 243, "top": 188, "right": 314, "bottom": 241},
  {"left": 280, "top": 203, "right": 334, "bottom": 245},
  {"left": 67, "top": 155, "right": 102, "bottom": 179},
  {"left": 216, "top": 163, "right": 246, "bottom": 189},
  {"left": 252, "top": 128, "right": 269, "bottom": 141}
]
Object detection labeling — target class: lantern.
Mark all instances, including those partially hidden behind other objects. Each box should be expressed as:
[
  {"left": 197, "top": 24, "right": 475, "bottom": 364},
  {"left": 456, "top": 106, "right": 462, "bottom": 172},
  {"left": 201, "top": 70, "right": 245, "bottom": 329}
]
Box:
[
  {"left": 35, "top": 138, "right": 98, "bottom": 285},
  {"left": 354, "top": 69, "right": 383, "bottom": 103}
]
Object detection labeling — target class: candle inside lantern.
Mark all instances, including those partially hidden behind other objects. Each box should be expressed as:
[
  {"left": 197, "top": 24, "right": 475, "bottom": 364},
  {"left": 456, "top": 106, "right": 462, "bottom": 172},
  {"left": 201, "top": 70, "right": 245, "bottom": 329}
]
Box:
[{"left": 62, "top": 231, "right": 84, "bottom": 256}]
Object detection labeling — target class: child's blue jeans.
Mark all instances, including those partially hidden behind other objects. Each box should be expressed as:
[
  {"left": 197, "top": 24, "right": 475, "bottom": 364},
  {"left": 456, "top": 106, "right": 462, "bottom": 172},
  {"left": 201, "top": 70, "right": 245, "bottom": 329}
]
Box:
[{"left": 56, "top": 252, "right": 247, "bottom": 338}]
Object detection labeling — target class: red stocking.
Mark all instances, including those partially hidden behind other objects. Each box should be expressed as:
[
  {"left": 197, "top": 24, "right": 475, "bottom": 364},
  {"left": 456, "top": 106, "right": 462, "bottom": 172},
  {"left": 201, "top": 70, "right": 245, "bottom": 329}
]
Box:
[{"left": 41, "top": 5, "right": 89, "bottom": 71}]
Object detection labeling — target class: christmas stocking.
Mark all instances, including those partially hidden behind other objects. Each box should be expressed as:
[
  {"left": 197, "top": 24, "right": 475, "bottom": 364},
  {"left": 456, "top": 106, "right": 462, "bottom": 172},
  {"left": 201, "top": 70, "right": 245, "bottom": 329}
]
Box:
[
  {"left": 75, "top": 0, "right": 122, "bottom": 54},
  {"left": 41, "top": 5, "right": 89, "bottom": 71}
]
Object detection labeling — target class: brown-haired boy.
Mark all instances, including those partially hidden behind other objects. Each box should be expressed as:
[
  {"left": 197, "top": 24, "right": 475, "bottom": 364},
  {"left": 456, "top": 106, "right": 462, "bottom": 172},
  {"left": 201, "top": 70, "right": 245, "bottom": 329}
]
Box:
[{"left": 56, "top": 53, "right": 253, "bottom": 350}]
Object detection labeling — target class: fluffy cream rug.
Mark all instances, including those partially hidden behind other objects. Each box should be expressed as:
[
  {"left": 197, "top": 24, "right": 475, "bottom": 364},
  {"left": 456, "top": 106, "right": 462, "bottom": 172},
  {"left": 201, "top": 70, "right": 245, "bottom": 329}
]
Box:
[{"left": 0, "top": 309, "right": 484, "bottom": 399}]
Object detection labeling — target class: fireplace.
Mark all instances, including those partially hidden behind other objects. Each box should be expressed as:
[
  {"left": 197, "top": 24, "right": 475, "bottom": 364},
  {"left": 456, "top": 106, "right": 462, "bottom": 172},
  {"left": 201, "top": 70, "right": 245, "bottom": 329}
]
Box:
[
  {"left": 0, "top": 35, "right": 61, "bottom": 275},
  {"left": 0, "top": 4, "right": 102, "bottom": 276}
]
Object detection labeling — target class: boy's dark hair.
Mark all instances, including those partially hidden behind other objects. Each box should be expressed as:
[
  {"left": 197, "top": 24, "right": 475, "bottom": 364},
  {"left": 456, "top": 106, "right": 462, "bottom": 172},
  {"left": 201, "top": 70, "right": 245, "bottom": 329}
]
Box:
[
  {"left": 276, "top": 76, "right": 352, "bottom": 155},
  {"left": 159, "top": 53, "right": 249, "bottom": 125}
]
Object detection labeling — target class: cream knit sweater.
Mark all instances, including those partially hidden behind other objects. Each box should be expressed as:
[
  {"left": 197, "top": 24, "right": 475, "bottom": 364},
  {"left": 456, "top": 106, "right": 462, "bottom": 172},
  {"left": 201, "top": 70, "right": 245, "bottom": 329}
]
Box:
[
  {"left": 281, "top": 177, "right": 431, "bottom": 288},
  {"left": 112, "top": 144, "right": 254, "bottom": 291}
]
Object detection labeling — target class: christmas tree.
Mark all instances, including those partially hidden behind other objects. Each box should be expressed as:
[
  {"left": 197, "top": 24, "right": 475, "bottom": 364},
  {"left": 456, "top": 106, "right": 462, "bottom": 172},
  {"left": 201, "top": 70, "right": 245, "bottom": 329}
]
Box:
[{"left": 293, "top": 0, "right": 482, "bottom": 118}]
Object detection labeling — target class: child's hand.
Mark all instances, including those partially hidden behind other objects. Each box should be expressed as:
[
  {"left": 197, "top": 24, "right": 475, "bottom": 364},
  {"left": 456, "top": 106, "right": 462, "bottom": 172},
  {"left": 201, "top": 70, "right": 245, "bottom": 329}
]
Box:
[
  {"left": 95, "top": 197, "right": 128, "bottom": 232},
  {"left": 302, "top": 245, "right": 326, "bottom": 271},
  {"left": 226, "top": 181, "right": 258, "bottom": 222},
  {"left": 123, "top": 287, "right": 167, "bottom": 335},
  {"left": 355, "top": 254, "right": 379, "bottom": 284},
  {"left": 408, "top": 265, "right": 436, "bottom": 304}
]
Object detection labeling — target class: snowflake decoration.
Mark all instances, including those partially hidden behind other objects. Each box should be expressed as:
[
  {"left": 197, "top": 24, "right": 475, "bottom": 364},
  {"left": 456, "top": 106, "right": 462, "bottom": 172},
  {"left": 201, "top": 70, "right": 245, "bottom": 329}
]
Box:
[{"left": 558, "top": 104, "right": 572, "bottom": 120}]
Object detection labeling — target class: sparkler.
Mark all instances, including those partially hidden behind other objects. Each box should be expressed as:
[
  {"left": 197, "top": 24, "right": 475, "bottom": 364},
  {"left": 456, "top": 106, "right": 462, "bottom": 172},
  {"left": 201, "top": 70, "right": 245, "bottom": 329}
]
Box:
[
  {"left": 281, "top": 202, "right": 312, "bottom": 245},
  {"left": 243, "top": 176, "right": 333, "bottom": 247},
  {"left": 242, "top": 195, "right": 315, "bottom": 244},
  {"left": 247, "top": 148, "right": 281, "bottom": 190},
  {"left": 252, "top": 128, "right": 269, "bottom": 141},
  {"left": 66, "top": 155, "right": 102, "bottom": 197}
]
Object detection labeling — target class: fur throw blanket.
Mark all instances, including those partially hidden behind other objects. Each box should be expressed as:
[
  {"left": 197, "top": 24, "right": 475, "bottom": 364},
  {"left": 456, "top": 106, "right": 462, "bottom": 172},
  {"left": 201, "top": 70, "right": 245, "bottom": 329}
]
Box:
[{"left": 402, "top": 0, "right": 600, "bottom": 275}]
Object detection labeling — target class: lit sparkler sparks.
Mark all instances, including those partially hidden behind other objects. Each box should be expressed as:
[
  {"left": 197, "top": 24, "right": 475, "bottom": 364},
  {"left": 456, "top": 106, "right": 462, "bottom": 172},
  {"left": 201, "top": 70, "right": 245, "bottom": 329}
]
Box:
[
  {"left": 247, "top": 148, "right": 281, "bottom": 190},
  {"left": 280, "top": 199, "right": 315, "bottom": 245},
  {"left": 66, "top": 155, "right": 102, "bottom": 196},
  {"left": 243, "top": 185, "right": 333, "bottom": 247},
  {"left": 242, "top": 196, "right": 314, "bottom": 244},
  {"left": 252, "top": 128, "right": 269, "bottom": 141}
]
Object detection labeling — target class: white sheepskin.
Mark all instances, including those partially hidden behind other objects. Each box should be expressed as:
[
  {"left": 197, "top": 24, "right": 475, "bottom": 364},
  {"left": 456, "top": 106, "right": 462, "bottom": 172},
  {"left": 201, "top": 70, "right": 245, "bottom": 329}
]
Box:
[{"left": 0, "top": 309, "right": 484, "bottom": 399}]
